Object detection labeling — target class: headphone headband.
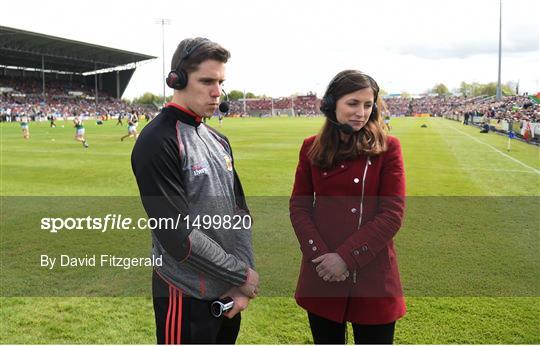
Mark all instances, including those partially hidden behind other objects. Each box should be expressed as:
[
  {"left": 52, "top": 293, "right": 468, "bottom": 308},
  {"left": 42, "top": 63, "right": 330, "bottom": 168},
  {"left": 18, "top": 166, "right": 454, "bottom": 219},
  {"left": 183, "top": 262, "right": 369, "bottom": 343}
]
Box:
[
  {"left": 173, "top": 38, "right": 210, "bottom": 73},
  {"left": 166, "top": 37, "right": 211, "bottom": 90},
  {"left": 325, "top": 71, "right": 379, "bottom": 103},
  {"left": 320, "top": 70, "right": 379, "bottom": 120}
]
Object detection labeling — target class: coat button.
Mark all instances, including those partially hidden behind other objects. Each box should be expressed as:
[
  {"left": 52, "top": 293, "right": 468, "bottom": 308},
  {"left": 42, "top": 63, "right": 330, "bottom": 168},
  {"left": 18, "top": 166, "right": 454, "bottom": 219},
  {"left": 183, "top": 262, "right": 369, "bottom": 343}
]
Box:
[
  {"left": 312, "top": 246, "right": 317, "bottom": 251},
  {"left": 341, "top": 165, "right": 345, "bottom": 168},
  {"left": 361, "top": 245, "right": 369, "bottom": 252},
  {"left": 353, "top": 250, "right": 360, "bottom": 256},
  {"left": 323, "top": 172, "right": 327, "bottom": 176},
  {"left": 351, "top": 208, "right": 357, "bottom": 213},
  {"left": 308, "top": 239, "right": 314, "bottom": 245},
  {"left": 353, "top": 178, "right": 359, "bottom": 183}
]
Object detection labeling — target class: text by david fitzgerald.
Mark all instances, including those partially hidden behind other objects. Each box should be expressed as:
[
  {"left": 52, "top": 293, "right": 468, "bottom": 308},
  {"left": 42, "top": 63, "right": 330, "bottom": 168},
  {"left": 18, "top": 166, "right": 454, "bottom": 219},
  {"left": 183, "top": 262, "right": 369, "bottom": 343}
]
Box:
[{"left": 41, "top": 254, "right": 162, "bottom": 270}]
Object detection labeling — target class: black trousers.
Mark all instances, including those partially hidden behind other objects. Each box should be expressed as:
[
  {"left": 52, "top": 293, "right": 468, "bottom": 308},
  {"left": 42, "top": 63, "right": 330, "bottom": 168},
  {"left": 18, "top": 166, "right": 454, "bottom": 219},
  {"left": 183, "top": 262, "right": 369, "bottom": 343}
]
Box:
[
  {"left": 153, "top": 271, "right": 241, "bottom": 344},
  {"left": 308, "top": 312, "right": 396, "bottom": 344}
]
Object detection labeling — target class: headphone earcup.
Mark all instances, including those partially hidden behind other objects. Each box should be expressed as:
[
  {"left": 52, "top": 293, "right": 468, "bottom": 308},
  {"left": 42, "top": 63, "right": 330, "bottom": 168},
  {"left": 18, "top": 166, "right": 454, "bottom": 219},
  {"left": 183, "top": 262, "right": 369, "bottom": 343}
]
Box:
[
  {"left": 175, "top": 69, "right": 188, "bottom": 90},
  {"left": 166, "top": 71, "right": 178, "bottom": 89},
  {"left": 370, "top": 103, "right": 378, "bottom": 118},
  {"left": 320, "top": 95, "right": 335, "bottom": 117},
  {"left": 166, "top": 69, "right": 188, "bottom": 90}
]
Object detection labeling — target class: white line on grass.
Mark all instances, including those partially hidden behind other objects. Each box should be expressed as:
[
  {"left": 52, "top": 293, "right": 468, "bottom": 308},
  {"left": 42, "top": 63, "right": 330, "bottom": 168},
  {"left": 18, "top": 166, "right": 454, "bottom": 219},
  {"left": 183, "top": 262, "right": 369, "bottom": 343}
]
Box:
[
  {"left": 447, "top": 124, "right": 540, "bottom": 175},
  {"left": 410, "top": 165, "right": 538, "bottom": 174}
]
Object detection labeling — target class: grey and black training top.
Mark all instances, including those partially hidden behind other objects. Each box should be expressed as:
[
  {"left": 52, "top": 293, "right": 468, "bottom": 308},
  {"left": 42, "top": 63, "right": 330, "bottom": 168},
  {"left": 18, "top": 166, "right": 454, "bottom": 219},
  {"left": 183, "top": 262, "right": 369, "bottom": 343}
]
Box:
[{"left": 131, "top": 103, "right": 254, "bottom": 299}]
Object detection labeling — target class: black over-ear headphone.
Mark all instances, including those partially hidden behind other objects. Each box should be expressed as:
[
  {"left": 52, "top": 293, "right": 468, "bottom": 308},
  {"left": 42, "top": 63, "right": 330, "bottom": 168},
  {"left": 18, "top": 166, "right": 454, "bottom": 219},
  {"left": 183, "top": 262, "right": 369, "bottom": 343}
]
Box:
[
  {"left": 166, "top": 38, "right": 210, "bottom": 90},
  {"left": 320, "top": 72, "right": 379, "bottom": 121}
]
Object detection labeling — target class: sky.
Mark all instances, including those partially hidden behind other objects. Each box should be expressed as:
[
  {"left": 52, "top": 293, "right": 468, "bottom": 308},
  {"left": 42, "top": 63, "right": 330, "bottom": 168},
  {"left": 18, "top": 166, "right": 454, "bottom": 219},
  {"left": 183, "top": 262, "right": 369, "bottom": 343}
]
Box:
[{"left": 2, "top": 0, "right": 539, "bottom": 99}]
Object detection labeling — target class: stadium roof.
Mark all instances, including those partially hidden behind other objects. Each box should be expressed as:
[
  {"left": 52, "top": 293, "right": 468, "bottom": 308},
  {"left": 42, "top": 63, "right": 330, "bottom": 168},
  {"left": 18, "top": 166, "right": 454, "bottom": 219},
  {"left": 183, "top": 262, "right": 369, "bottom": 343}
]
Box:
[{"left": 0, "top": 26, "right": 156, "bottom": 73}]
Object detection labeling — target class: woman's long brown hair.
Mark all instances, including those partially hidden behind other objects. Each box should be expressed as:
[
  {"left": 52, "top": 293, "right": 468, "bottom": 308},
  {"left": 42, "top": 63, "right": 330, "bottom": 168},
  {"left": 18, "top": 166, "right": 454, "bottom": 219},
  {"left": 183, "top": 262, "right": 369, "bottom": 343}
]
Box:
[{"left": 309, "top": 70, "right": 388, "bottom": 170}]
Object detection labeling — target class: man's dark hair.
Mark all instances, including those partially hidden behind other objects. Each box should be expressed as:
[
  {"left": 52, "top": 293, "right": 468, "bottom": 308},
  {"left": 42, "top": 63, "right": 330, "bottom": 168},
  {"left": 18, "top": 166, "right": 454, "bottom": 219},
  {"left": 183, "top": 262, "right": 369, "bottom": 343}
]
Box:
[{"left": 171, "top": 37, "right": 230, "bottom": 74}]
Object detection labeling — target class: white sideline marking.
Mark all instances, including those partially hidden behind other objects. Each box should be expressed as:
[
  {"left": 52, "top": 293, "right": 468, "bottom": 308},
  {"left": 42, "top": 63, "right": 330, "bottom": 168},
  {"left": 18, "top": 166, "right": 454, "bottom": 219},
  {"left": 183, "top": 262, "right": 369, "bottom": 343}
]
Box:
[
  {"left": 412, "top": 166, "right": 537, "bottom": 174},
  {"left": 447, "top": 125, "right": 540, "bottom": 175}
]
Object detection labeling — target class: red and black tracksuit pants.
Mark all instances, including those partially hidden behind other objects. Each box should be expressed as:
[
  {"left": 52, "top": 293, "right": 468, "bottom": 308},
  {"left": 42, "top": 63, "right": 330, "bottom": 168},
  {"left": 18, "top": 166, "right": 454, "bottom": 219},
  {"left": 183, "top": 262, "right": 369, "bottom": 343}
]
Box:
[{"left": 152, "top": 271, "right": 241, "bottom": 344}]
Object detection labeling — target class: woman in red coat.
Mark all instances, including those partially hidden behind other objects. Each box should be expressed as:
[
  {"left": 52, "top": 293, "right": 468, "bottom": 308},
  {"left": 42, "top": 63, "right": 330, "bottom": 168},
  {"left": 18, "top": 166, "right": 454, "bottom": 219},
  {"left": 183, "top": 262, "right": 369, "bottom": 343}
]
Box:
[{"left": 290, "top": 70, "right": 406, "bottom": 344}]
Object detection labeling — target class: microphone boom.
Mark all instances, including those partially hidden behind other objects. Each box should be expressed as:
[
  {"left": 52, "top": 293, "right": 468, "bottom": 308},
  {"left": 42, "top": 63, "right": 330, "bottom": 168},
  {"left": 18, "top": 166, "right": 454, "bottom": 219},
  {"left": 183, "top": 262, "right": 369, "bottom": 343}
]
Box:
[{"left": 327, "top": 118, "right": 354, "bottom": 134}]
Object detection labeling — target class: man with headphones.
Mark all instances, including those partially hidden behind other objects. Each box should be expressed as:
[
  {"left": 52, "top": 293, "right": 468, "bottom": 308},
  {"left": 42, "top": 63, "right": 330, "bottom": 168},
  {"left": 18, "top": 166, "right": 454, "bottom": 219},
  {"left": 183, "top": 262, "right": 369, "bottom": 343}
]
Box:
[{"left": 131, "top": 37, "right": 258, "bottom": 344}]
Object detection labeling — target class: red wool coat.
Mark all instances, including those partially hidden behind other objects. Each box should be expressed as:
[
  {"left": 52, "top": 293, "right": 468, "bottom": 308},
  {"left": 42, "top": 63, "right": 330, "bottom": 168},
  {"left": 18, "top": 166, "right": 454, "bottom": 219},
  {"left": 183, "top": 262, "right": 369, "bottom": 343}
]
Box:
[{"left": 289, "top": 135, "right": 406, "bottom": 324}]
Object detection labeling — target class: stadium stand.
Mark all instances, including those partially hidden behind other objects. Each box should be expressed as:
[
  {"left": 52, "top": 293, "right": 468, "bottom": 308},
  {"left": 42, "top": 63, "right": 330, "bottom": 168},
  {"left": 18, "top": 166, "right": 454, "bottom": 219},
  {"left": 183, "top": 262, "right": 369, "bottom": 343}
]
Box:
[
  {"left": 227, "top": 93, "right": 319, "bottom": 117},
  {"left": 0, "top": 76, "right": 154, "bottom": 121},
  {"left": 0, "top": 26, "right": 156, "bottom": 121},
  {"left": 385, "top": 95, "right": 540, "bottom": 142}
]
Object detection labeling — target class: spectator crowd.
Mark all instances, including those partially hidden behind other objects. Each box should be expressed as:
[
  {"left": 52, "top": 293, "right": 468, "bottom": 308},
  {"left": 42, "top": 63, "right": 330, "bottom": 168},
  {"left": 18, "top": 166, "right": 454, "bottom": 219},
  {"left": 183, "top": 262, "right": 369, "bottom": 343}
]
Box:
[
  {"left": 228, "top": 93, "right": 319, "bottom": 116},
  {"left": 0, "top": 76, "right": 155, "bottom": 122},
  {"left": 385, "top": 95, "right": 539, "bottom": 124},
  {"left": 2, "top": 76, "right": 538, "bottom": 142}
]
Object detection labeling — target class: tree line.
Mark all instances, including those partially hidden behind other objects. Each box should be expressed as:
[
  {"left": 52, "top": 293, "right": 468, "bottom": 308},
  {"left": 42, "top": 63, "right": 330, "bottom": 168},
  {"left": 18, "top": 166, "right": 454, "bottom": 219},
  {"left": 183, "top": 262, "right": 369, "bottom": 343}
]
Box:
[{"left": 430, "top": 81, "right": 517, "bottom": 97}]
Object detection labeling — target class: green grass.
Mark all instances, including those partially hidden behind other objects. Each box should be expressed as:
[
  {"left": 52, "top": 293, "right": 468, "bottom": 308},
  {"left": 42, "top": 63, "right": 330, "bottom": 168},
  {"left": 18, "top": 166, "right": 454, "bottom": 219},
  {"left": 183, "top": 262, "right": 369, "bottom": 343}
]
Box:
[{"left": 1, "top": 117, "right": 539, "bottom": 344}]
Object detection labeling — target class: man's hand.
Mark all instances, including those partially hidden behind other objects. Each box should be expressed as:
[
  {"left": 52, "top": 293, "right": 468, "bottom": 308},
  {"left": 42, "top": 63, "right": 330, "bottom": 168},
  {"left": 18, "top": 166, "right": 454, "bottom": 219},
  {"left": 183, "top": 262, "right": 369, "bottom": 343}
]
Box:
[
  {"left": 221, "top": 287, "right": 250, "bottom": 319},
  {"left": 238, "top": 267, "right": 259, "bottom": 298},
  {"left": 312, "top": 253, "right": 348, "bottom": 282}
]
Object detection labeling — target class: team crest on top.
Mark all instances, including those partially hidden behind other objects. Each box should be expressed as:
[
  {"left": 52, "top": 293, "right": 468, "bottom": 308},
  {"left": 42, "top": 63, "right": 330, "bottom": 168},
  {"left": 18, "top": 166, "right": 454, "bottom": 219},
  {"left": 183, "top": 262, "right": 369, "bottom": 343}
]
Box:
[{"left": 224, "top": 155, "right": 233, "bottom": 171}]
